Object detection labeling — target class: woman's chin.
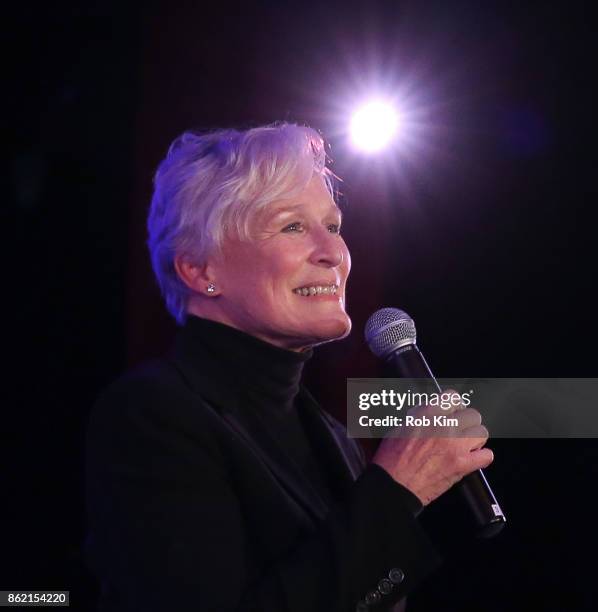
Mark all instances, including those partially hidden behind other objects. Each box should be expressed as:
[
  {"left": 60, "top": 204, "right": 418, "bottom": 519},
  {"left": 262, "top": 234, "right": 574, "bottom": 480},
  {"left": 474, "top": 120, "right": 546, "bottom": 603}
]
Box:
[
  {"left": 311, "top": 314, "right": 352, "bottom": 345},
  {"left": 273, "top": 313, "right": 352, "bottom": 351}
]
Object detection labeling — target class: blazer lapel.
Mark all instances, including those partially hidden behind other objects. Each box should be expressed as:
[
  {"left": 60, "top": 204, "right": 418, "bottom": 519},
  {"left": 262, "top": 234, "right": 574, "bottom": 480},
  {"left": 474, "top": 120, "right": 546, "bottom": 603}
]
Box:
[
  {"left": 167, "top": 355, "right": 331, "bottom": 524},
  {"left": 297, "top": 386, "right": 365, "bottom": 500}
]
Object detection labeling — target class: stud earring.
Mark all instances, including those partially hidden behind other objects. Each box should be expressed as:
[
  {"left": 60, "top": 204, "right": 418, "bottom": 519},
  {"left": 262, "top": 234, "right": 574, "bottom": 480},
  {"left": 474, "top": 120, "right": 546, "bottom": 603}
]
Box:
[{"left": 207, "top": 283, "right": 216, "bottom": 294}]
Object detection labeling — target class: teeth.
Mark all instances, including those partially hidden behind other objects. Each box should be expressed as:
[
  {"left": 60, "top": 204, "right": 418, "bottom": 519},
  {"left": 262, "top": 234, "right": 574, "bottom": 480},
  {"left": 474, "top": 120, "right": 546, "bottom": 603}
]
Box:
[{"left": 294, "top": 284, "right": 338, "bottom": 296}]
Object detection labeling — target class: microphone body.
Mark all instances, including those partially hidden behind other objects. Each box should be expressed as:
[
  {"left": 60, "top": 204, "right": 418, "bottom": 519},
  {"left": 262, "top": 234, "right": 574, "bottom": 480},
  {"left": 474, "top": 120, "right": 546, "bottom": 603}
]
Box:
[{"left": 366, "top": 309, "right": 506, "bottom": 538}]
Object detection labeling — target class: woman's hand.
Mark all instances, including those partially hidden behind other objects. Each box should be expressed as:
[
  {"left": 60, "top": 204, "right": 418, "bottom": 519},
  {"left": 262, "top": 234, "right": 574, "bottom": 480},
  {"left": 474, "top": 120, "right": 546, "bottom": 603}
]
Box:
[{"left": 371, "top": 391, "right": 493, "bottom": 506}]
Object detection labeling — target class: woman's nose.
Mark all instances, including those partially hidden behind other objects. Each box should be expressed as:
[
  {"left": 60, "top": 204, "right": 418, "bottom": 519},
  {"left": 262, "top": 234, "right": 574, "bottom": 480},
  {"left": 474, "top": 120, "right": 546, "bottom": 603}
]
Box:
[{"left": 310, "top": 228, "right": 345, "bottom": 268}]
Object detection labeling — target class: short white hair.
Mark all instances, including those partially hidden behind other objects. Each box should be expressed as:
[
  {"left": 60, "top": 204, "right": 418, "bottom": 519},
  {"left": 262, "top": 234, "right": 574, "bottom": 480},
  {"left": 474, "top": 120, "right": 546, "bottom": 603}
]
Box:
[{"left": 147, "top": 122, "right": 334, "bottom": 324}]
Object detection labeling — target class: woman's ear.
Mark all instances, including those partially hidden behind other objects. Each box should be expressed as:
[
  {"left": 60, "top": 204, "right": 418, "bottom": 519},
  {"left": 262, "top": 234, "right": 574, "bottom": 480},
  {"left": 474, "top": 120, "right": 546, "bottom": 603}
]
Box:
[{"left": 174, "top": 254, "right": 219, "bottom": 296}]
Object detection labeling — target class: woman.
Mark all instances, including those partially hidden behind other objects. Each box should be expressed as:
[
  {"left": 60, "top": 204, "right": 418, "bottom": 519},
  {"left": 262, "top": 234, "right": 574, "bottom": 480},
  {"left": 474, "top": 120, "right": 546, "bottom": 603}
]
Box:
[{"left": 85, "top": 123, "right": 493, "bottom": 611}]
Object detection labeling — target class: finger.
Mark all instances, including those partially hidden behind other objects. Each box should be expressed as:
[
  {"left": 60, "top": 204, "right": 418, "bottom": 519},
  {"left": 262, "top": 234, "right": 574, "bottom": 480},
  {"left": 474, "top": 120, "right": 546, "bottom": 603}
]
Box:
[
  {"left": 442, "top": 389, "right": 465, "bottom": 414},
  {"left": 460, "top": 424, "right": 489, "bottom": 450},
  {"left": 417, "top": 389, "right": 462, "bottom": 419},
  {"left": 457, "top": 447, "right": 495, "bottom": 478},
  {"left": 455, "top": 408, "right": 482, "bottom": 431},
  {"left": 470, "top": 447, "right": 494, "bottom": 470}
]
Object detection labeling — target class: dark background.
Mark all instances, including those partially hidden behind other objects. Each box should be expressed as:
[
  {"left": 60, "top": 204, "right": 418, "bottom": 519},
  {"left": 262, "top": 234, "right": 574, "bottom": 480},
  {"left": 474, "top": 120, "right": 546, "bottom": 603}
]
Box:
[{"left": 4, "top": 1, "right": 597, "bottom": 610}]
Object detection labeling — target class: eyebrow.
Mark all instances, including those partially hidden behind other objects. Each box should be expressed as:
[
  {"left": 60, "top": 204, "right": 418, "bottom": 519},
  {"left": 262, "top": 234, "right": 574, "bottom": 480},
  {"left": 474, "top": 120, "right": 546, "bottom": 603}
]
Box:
[{"left": 266, "top": 203, "right": 343, "bottom": 221}]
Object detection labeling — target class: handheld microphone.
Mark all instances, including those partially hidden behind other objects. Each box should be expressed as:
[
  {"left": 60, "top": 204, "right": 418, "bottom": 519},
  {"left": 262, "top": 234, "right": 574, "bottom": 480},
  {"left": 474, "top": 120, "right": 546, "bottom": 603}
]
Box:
[{"left": 365, "top": 307, "right": 506, "bottom": 538}]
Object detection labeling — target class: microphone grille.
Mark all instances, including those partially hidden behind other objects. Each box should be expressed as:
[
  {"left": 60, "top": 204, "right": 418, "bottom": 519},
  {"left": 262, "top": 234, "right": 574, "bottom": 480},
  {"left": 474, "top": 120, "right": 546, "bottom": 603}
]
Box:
[{"left": 364, "top": 307, "right": 417, "bottom": 358}]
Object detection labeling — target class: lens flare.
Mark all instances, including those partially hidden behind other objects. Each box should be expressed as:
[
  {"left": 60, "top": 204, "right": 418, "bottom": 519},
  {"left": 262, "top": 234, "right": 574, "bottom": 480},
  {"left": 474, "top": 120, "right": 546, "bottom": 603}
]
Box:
[{"left": 350, "top": 101, "right": 401, "bottom": 152}]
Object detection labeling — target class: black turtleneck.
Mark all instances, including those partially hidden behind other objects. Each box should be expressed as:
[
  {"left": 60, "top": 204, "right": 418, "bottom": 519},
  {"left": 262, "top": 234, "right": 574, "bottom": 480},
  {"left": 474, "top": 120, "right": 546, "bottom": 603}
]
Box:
[{"left": 175, "top": 315, "right": 334, "bottom": 508}]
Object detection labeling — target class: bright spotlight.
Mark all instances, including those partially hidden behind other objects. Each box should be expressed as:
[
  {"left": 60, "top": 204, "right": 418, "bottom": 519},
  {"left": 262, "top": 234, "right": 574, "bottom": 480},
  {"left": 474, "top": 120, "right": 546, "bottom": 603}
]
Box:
[{"left": 350, "top": 101, "right": 401, "bottom": 153}]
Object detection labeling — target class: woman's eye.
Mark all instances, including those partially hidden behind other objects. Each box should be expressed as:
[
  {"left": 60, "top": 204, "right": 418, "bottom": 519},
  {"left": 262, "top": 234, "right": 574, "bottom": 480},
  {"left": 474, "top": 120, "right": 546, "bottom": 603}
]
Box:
[{"left": 282, "top": 221, "right": 341, "bottom": 234}]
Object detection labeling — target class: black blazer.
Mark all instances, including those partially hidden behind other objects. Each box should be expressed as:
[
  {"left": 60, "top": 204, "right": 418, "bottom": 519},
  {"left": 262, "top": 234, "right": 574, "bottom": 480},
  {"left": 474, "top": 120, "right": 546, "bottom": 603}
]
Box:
[{"left": 85, "top": 331, "right": 441, "bottom": 611}]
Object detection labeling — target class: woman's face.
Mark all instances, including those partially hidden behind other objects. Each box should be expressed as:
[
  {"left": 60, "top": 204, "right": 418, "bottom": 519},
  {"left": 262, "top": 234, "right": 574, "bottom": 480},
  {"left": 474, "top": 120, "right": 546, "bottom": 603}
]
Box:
[{"left": 206, "top": 176, "right": 351, "bottom": 351}]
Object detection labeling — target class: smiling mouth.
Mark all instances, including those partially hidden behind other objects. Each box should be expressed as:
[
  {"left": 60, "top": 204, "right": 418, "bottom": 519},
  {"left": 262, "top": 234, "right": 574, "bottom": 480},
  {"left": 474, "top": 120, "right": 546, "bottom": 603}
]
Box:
[{"left": 293, "top": 284, "right": 339, "bottom": 296}]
